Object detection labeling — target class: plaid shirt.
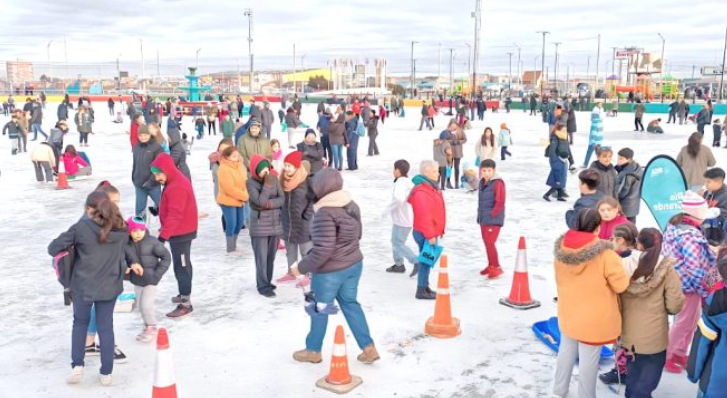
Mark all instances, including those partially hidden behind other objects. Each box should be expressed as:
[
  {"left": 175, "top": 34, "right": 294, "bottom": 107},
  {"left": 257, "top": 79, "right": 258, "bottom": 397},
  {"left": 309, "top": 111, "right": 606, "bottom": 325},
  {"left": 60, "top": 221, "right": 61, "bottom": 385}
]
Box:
[{"left": 662, "top": 223, "right": 716, "bottom": 297}]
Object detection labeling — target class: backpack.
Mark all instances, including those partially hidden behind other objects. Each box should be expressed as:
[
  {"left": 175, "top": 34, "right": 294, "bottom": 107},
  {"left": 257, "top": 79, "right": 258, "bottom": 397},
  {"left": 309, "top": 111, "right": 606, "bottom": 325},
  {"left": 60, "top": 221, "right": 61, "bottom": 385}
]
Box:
[
  {"left": 356, "top": 119, "right": 366, "bottom": 137},
  {"left": 52, "top": 248, "right": 75, "bottom": 305}
]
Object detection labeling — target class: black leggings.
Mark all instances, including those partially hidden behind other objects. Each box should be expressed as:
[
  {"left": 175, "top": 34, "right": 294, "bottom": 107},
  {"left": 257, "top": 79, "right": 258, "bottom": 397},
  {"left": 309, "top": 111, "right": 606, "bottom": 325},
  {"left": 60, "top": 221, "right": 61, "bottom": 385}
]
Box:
[
  {"left": 453, "top": 158, "right": 461, "bottom": 188},
  {"left": 208, "top": 120, "right": 216, "bottom": 135},
  {"left": 439, "top": 167, "right": 447, "bottom": 190},
  {"left": 170, "top": 240, "right": 193, "bottom": 297},
  {"left": 635, "top": 117, "right": 644, "bottom": 131}
]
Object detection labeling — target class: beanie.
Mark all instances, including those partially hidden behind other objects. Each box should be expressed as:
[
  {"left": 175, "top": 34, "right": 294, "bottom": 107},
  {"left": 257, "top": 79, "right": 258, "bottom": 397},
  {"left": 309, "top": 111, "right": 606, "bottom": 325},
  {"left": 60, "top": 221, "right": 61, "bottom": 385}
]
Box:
[
  {"left": 284, "top": 151, "right": 303, "bottom": 169},
  {"left": 500, "top": 123, "right": 507, "bottom": 129},
  {"left": 304, "top": 128, "right": 316, "bottom": 138},
  {"left": 151, "top": 165, "right": 163, "bottom": 174},
  {"left": 681, "top": 191, "right": 720, "bottom": 221},
  {"left": 127, "top": 216, "right": 147, "bottom": 232},
  {"left": 255, "top": 159, "right": 270, "bottom": 177},
  {"left": 617, "top": 148, "right": 634, "bottom": 159}
]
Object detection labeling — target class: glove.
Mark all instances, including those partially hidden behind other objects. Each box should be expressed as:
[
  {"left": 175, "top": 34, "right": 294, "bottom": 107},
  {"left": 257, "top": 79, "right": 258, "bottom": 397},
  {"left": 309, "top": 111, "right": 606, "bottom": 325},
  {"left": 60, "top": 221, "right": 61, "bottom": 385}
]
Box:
[
  {"left": 157, "top": 236, "right": 166, "bottom": 244},
  {"left": 148, "top": 206, "right": 159, "bottom": 217}
]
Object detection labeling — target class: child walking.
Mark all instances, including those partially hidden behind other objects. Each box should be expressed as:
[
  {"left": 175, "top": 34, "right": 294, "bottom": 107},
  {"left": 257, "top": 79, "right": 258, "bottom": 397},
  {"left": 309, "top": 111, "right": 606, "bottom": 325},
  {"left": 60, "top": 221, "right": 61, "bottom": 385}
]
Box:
[
  {"left": 383, "top": 160, "right": 420, "bottom": 275},
  {"left": 477, "top": 159, "right": 506, "bottom": 279},
  {"left": 713, "top": 119, "right": 724, "bottom": 147},
  {"left": 498, "top": 123, "right": 512, "bottom": 160},
  {"left": 124, "top": 217, "right": 171, "bottom": 343},
  {"left": 2, "top": 114, "right": 21, "bottom": 155}
]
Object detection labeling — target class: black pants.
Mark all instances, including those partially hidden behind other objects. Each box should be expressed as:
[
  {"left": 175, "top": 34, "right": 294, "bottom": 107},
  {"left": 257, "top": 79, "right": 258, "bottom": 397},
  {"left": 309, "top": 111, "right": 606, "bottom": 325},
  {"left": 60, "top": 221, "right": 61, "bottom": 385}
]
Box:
[
  {"left": 251, "top": 236, "right": 278, "bottom": 294},
  {"left": 170, "top": 240, "right": 193, "bottom": 297},
  {"left": 625, "top": 351, "right": 666, "bottom": 398},
  {"left": 367, "top": 133, "right": 379, "bottom": 156},
  {"left": 544, "top": 187, "right": 565, "bottom": 199},
  {"left": 438, "top": 166, "right": 447, "bottom": 190},
  {"left": 667, "top": 113, "right": 676, "bottom": 123},
  {"left": 697, "top": 123, "right": 706, "bottom": 134},
  {"left": 714, "top": 130, "right": 722, "bottom": 147},
  {"left": 635, "top": 117, "right": 644, "bottom": 131},
  {"left": 453, "top": 158, "right": 461, "bottom": 189},
  {"left": 321, "top": 135, "right": 331, "bottom": 160},
  {"left": 208, "top": 120, "right": 217, "bottom": 135},
  {"left": 79, "top": 132, "right": 89, "bottom": 144},
  {"left": 501, "top": 146, "right": 512, "bottom": 160}
]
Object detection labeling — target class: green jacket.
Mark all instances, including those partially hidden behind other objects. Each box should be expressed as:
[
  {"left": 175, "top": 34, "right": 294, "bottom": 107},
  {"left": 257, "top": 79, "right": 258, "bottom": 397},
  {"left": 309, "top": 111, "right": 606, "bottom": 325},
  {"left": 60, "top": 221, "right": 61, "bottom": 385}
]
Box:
[
  {"left": 222, "top": 120, "right": 234, "bottom": 138},
  {"left": 237, "top": 130, "right": 272, "bottom": 169}
]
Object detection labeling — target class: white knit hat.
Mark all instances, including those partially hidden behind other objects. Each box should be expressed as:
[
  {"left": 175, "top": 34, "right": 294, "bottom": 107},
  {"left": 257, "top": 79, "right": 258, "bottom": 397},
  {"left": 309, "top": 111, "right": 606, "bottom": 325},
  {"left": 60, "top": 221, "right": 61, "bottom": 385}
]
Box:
[{"left": 681, "top": 190, "right": 720, "bottom": 220}]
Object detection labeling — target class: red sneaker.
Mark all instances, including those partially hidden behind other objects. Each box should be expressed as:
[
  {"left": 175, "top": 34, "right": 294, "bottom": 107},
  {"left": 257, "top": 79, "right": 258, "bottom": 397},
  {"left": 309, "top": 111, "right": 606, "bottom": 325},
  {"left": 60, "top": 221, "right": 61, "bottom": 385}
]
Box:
[
  {"left": 487, "top": 267, "right": 504, "bottom": 279},
  {"left": 479, "top": 266, "right": 492, "bottom": 276},
  {"left": 664, "top": 356, "right": 683, "bottom": 374}
]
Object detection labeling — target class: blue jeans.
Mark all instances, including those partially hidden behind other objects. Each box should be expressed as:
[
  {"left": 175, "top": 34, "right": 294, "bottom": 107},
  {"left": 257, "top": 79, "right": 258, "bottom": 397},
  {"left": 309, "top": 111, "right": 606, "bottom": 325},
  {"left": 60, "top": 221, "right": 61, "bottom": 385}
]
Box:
[
  {"left": 134, "top": 185, "right": 162, "bottom": 217},
  {"left": 412, "top": 231, "right": 431, "bottom": 288},
  {"left": 32, "top": 123, "right": 48, "bottom": 140},
  {"left": 583, "top": 144, "right": 595, "bottom": 167},
  {"left": 331, "top": 144, "right": 343, "bottom": 170},
  {"left": 243, "top": 203, "right": 251, "bottom": 228},
  {"left": 392, "top": 225, "right": 418, "bottom": 266},
  {"left": 305, "top": 262, "right": 373, "bottom": 353},
  {"left": 221, "top": 205, "right": 244, "bottom": 237},
  {"left": 72, "top": 299, "right": 116, "bottom": 375}
]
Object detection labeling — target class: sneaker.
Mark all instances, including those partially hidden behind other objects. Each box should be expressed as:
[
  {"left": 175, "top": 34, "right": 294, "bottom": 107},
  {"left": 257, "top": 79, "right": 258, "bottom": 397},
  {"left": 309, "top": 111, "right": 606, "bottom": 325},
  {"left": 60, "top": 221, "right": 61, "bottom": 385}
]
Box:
[
  {"left": 99, "top": 374, "right": 113, "bottom": 386},
  {"left": 386, "top": 264, "right": 406, "bottom": 273},
  {"left": 276, "top": 274, "right": 297, "bottom": 284},
  {"left": 295, "top": 275, "right": 311, "bottom": 288},
  {"left": 409, "top": 263, "right": 420, "bottom": 278},
  {"left": 415, "top": 286, "right": 436, "bottom": 300},
  {"left": 479, "top": 266, "right": 492, "bottom": 276},
  {"left": 113, "top": 346, "right": 127, "bottom": 364},
  {"left": 136, "top": 326, "right": 157, "bottom": 343},
  {"left": 487, "top": 267, "right": 504, "bottom": 279},
  {"left": 85, "top": 344, "right": 100, "bottom": 356},
  {"left": 598, "top": 368, "right": 626, "bottom": 385},
  {"left": 166, "top": 304, "right": 194, "bottom": 318},
  {"left": 260, "top": 290, "right": 277, "bottom": 298},
  {"left": 67, "top": 366, "right": 84, "bottom": 384},
  {"left": 293, "top": 349, "right": 322, "bottom": 364},
  {"left": 357, "top": 344, "right": 380, "bottom": 364}
]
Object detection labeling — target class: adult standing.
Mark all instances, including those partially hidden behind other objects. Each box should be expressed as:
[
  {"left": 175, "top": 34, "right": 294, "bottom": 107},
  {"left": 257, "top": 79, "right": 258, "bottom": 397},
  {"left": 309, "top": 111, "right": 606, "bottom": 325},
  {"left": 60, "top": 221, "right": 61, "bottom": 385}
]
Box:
[
  {"left": 328, "top": 114, "right": 348, "bottom": 171},
  {"left": 132, "top": 126, "right": 163, "bottom": 217},
  {"left": 529, "top": 94, "right": 537, "bottom": 116},
  {"left": 30, "top": 98, "right": 48, "bottom": 141},
  {"left": 48, "top": 191, "right": 129, "bottom": 386},
  {"left": 676, "top": 133, "right": 716, "bottom": 191},
  {"left": 249, "top": 99, "right": 261, "bottom": 122},
  {"left": 696, "top": 104, "right": 711, "bottom": 135},
  {"left": 107, "top": 98, "right": 115, "bottom": 116},
  {"left": 236, "top": 120, "right": 272, "bottom": 169},
  {"left": 285, "top": 107, "right": 303, "bottom": 149},
  {"left": 316, "top": 108, "right": 332, "bottom": 161},
  {"left": 634, "top": 100, "right": 645, "bottom": 132},
  {"left": 668, "top": 99, "right": 678, "bottom": 124},
  {"left": 418, "top": 101, "right": 432, "bottom": 131},
  {"left": 151, "top": 153, "right": 199, "bottom": 318},
  {"left": 552, "top": 209, "right": 629, "bottom": 398},
  {"left": 292, "top": 97, "right": 302, "bottom": 117},
  {"left": 57, "top": 100, "right": 69, "bottom": 122},
  {"left": 167, "top": 125, "right": 191, "bottom": 180},
  {"left": 446, "top": 121, "right": 467, "bottom": 189},
  {"left": 583, "top": 102, "right": 604, "bottom": 167},
  {"left": 279, "top": 151, "right": 313, "bottom": 280},
  {"left": 291, "top": 168, "right": 379, "bottom": 364},
  {"left": 366, "top": 110, "right": 380, "bottom": 156},
  {"left": 361, "top": 101, "right": 371, "bottom": 127},
  {"left": 566, "top": 105, "right": 577, "bottom": 145},
  {"left": 216, "top": 147, "right": 249, "bottom": 252},
  {"left": 408, "top": 161, "right": 446, "bottom": 299},
  {"left": 297, "top": 130, "right": 325, "bottom": 174},
  {"left": 261, "top": 101, "right": 275, "bottom": 140},
  {"left": 247, "top": 154, "right": 284, "bottom": 297}
]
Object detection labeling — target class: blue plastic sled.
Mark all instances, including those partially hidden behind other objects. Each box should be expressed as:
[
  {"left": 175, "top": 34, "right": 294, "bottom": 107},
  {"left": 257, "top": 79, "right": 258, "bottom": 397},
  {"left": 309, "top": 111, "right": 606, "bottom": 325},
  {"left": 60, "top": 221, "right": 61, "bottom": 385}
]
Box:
[{"left": 532, "top": 317, "right": 614, "bottom": 360}]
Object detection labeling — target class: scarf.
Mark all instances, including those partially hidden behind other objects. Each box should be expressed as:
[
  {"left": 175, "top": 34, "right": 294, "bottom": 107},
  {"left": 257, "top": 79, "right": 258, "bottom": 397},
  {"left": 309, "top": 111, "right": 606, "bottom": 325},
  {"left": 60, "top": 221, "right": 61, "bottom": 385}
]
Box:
[
  {"left": 412, "top": 174, "right": 438, "bottom": 189},
  {"left": 272, "top": 149, "right": 283, "bottom": 161},
  {"left": 280, "top": 166, "right": 308, "bottom": 192}
]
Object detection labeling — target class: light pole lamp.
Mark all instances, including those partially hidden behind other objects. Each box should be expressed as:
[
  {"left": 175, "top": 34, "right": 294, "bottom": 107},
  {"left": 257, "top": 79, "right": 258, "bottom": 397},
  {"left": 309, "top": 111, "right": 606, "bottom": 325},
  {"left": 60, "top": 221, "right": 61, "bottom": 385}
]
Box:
[
  {"left": 195, "top": 48, "right": 201, "bottom": 70},
  {"left": 536, "top": 31, "right": 549, "bottom": 97},
  {"left": 410, "top": 41, "right": 418, "bottom": 99},
  {"left": 720, "top": 22, "right": 727, "bottom": 101},
  {"left": 464, "top": 43, "right": 472, "bottom": 92},
  {"left": 244, "top": 8, "right": 254, "bottom": 93},
  {"left": 658, "top": 33, "right": 665, "bottom": 102},
  {"left": 513, "top": 42, "right": 521, "bottom": 86},
  {"left": 46, "top": 40, "right": 53, "bottom": 89}
]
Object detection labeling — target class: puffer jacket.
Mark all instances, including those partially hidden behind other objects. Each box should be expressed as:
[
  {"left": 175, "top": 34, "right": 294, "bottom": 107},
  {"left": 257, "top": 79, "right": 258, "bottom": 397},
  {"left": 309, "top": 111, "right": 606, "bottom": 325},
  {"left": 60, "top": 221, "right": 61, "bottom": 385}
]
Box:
[
  {"left": 589, "top": 160, "right": 617, "bottom": 199},
  {"left": 216, "top": 157, "right": 249, "bottom": 207},
  {"left": 167, "top": 127, "right": 191, "bottom": 180},
  {"left": 297, "top": 168, "right": 363, "bottom": 275},
  {"left": 296, "top": 141, "right": 324, "bottom": 174},
  {"left": 661, "top": 220, "right": 717, "bottom": 297},
  {"left": 554, "top": 230, "right": 629, "bottom": 343},
  {"left": 616, "top": 161, "right": 643, "bottom": 218},
  {"left": 124, "top": 233, "right": 171, "bottom": 287},
  {"left": 132, "top": 137, "right": 163, "bottom": 189},
  {"left": 449, "top": 129, "right": 467, "bottom": 159},
  {"left": 328, "top": 115, "right": 348, "bottom": 146},
  {"left": 408, "top": 175, "right": 446, "bottom": 239},
  {"left": 676, "top": 145, "right": 716, "bottom": 187},
  {"left": 282, "top": 174, "right": 314, "bottom": 244},
  {"left": 620, "top": 256, "right": 685, "bottom": 354},
  {"left": 246, "top": 155, "right": 284, "bottom": 238},
  {"left": 433, "top": 139, "right": 451, "bottom": 168}
]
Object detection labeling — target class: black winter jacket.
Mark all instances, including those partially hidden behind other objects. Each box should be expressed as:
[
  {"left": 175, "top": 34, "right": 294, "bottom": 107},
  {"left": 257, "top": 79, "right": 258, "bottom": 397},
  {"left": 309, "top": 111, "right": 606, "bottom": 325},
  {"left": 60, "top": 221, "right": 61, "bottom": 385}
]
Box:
[
  {"left": 247, "top": 174, "right": 284, "bottom": 237},
  {"left": 132, "top": 137, "right": 163, "bottom": 189},
  {"left": 124, "top": 234, "right": 171, "bottom": 287},
  {"left": 282, "top": 177, "right": 314, "bottom": 244},
  {"left": 616, "top": 161, "right": 643, "bottom": 218}
]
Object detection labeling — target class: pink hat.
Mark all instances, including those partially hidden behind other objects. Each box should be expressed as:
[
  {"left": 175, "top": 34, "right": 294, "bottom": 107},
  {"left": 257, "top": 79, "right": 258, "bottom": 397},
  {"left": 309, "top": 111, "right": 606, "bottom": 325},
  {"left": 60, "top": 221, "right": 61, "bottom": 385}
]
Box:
[
  {"left": 127, "top": 216, "right": 147, "bottom": 232},
  {"left": 681, "top": 191, "right": 719, "bottom": 221}
]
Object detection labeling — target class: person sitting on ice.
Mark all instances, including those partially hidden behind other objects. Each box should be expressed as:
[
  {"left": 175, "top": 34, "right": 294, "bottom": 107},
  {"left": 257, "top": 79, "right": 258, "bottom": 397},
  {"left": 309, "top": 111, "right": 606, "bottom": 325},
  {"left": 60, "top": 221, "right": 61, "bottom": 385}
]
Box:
[
  {"left": 62, "top": 145, "right": 92, "bottom": 177},
  {"left": 646, "top": 118, "right": 665, "bottom": 134}
]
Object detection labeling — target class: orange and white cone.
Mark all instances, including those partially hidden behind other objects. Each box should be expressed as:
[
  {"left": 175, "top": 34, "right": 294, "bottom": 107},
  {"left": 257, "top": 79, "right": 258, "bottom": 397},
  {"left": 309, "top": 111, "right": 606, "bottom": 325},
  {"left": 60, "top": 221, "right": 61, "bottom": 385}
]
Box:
[
  {"left": 152, "top": 328, "right": 178, "bottom": 398},
  {"left": 499, "top": 237, "right": 541, "bottom": 310},
  {"left": 56, "top": 160, "right": 69, "bottom": 190},
  {"left": 316, "top": 325, "right": 362, "bottom": 394},
  {"left": 425, "top": 254, "right": 461, "bottom": 338}
]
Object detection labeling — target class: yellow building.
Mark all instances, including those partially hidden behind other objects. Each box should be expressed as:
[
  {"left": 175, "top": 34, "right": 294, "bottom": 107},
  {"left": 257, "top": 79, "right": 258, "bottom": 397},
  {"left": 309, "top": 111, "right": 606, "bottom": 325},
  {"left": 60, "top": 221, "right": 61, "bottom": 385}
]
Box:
[{"left": 282, "top": 68, "right": 332, "bottom": 83}]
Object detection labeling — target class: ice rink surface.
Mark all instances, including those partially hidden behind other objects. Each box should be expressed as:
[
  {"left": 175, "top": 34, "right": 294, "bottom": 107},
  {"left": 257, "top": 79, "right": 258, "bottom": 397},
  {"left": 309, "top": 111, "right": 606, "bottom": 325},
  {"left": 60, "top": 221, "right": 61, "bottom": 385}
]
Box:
[{"left": 1, "top": 101, "right": 720, "bottom": 397}]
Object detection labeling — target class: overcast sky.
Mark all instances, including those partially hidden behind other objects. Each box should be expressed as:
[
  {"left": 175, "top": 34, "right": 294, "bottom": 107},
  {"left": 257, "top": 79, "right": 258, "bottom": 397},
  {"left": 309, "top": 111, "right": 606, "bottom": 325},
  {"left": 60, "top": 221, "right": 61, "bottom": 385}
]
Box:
[{"left": 1, "top": 0, "right": 726, "bottom": 79}]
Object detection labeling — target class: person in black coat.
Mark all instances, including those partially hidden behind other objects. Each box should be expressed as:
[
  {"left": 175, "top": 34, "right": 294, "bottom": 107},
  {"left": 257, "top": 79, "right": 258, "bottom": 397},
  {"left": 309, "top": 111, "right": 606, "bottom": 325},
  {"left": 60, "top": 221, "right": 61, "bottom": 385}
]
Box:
[
  {"left": 566, "top": 106, "right": 577, "bottom": 144},
  {"left": 132, "top": 126, "right": 163, "bottom": 216},
  {"left": 279, "top": 151, "right": 314, "bottom": 280},
  {"left": 48, "top": 191, "right": 130, "bottom": 384},
  {"left": 565, "top": 169, "right": 604, "bottom": 228},
  {"left": 165, "top": 125, "right": 191, "bottom": 180},
  {"left": 58, "top": 101, "right": 69, "bottom": 121},
  {"left": 297, "top": 130, "right": 325, "bottom": 174}
]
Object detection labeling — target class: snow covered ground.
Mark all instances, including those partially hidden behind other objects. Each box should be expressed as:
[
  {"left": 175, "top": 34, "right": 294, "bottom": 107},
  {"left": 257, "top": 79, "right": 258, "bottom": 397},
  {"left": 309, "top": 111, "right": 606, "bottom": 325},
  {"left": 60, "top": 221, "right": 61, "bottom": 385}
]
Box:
[{"left": 1, "top": 101, "right": 720, "bottom": 397}]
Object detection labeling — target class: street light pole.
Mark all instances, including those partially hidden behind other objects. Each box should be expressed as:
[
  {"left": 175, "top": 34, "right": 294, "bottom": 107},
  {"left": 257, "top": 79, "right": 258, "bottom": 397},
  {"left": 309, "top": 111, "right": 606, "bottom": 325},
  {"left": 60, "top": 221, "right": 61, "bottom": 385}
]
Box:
[
  {"left": 244, "top": 8, "right": 254, "bottom": 93},
  {"left": 449, "top": 48, "right": 455, "bottom": 97},
  {"left": 464, "top": 43, "right": 472, "bottom": 91},
  {"left": 293, "top": 43, "right": 296, "bottom": 94},
  {"left": 536, "top": 31, "right": 549, "bottom": 97},
  {"left": 553, "top": 42, "right": 561, "bottom": 95},
  {"left": 507, "top": 52, "right": 513, "bottom": 92},
  {"left": 46, "top": 40, "right": 53, "bottom": 90},
  {"left": 533, "top": 55, "right": 539, "bottom": 87},
  {"left": 513, "top": 43, "right": 521, "bottom": 86},
  {"left": 720, "top": 22, "right": 727, "bottom": 101},
  {"left": 140, "top": 39, "right": 145, "bottom": 92},
  {"left": 594, "top": 34, "right": 601, "bottom": 99},
  {"left": 116, "top": 54, "right": 121, "bottom": 90},
  {"left": 410, "top": 41, "right": 418, "bottom": 99},
  {"left": 658, "top": 33, "right": 665, "bottom": 102},
  {"left": 472, "top": 0, "right": 482, "bottom": 97},
  {"left": 195, "top": 48, "right": 201, "bottom": 70}
]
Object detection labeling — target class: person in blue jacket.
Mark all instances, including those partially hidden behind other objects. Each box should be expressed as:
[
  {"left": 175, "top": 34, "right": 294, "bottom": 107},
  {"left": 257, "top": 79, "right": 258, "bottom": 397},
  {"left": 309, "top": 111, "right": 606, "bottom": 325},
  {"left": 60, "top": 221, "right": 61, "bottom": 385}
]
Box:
[
  {"left": 688, "top": 251, "right": 727, "bottom": 398},
  {"left": 345, "top": 111, "right": 359, "bottom": 171}
]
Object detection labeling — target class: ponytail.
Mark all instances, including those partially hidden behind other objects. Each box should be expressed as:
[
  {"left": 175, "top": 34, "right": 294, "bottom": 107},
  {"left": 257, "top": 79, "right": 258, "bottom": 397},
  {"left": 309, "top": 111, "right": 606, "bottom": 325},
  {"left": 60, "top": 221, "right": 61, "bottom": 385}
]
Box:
[
  {"left": 85, "top": 191, "right": 125, "bottom": 244},
  {"left": 632, "top": 228, "right": 663, "bottom": 281}
]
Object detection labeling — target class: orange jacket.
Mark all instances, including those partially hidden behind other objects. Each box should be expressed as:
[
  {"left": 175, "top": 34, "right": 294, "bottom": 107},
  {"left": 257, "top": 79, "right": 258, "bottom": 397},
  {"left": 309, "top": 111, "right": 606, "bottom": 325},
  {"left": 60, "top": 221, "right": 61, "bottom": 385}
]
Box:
[
  {"left": 216, "top": 157, "right": 249, "bottom": 207},
  {"left": 553, "top": 230, "right": 629, "bottom": 344}
]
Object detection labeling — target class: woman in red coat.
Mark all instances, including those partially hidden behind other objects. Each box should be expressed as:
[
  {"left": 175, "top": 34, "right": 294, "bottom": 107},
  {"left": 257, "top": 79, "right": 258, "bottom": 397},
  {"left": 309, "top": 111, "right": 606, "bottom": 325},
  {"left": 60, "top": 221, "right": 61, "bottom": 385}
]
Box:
[
  {"left": 151, "top": 153, "right": 198, "bottom": 318},
  {"left": 408, "top": 160, "right": 446, "bottom": 300}
]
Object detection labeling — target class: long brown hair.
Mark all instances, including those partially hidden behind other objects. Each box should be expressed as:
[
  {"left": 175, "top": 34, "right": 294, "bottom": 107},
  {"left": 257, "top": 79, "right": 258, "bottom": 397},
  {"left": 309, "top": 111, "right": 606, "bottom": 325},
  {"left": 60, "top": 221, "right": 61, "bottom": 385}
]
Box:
[
  {"left": 85, "top": 191, "right": 125, "bottom": 244},
  {"left": 632, "top": 228, "right": 663, "bottom": 281},
  {"left": 481, "top": 127, "right": 495, "bottom": 146},
  {"left": 687, "top": 132, "right": 702, "bottom": 158}
]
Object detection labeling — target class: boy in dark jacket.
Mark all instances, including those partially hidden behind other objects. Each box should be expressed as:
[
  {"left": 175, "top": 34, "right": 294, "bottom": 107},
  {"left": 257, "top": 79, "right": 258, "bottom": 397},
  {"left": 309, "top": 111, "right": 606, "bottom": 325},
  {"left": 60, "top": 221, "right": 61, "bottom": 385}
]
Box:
[
  {"left": 615, "top": 148, "right": 643, "bottom": 224},
  {"left": 124, "top": 217, "right": 171, "bottom": 343},
  {"left": 713, "top": 119, "right": 723, "bottom": 147},
  {"left": 2, "top": 114, "right": 20, "bottom": 155},
  {"left": 702, "top": 168, "right": 727, "bottom": 245},
  {"left": 477, "top": 159, "right": 506, "bottom": 279},
  {"left": 132, "top": 126, "right": 163, "bottom": 217},
  {"left": 565, "top": 169, "right": 604, "bottom": 229},
  {"left": 687, "top": 253, "right": 727, "bottom": 398}
]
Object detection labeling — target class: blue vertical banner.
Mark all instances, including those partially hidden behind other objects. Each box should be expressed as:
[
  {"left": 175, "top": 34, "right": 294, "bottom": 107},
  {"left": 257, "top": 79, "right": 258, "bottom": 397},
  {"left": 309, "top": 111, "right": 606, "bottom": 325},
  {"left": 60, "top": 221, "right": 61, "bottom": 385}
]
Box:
[{"left": 639, "top": 155, "right": 688, "bottom": 231}]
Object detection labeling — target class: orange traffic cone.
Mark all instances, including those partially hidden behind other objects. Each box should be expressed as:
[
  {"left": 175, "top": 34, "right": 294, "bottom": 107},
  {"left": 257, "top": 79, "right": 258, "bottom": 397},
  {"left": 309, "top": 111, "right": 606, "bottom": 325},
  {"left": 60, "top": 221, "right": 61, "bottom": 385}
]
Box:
[
  {"left": 56, "top": 161, "right": 69, "bottom": 190},
  {"left": 499, "top": 237, "right": 541, "bottom": 310},
  {"left": 152, "top": 328, "right": 178, "bottom": 398},
  {"left": 425, "top": 254, "right": 461, "bottom": 338},
  {"left": 316, "top": 325, "right": 363, "bottom": 394}
]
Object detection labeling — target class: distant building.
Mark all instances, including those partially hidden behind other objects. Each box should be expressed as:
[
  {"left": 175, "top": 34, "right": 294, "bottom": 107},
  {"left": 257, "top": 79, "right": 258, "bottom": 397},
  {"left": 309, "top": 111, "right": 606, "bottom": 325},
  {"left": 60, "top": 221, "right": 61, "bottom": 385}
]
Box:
[
  {"left": 521, "top": 71, "right": 543, "bottom": 88},
  {"left": 7, "top": 60, "right": 34, "bottom": 84}
]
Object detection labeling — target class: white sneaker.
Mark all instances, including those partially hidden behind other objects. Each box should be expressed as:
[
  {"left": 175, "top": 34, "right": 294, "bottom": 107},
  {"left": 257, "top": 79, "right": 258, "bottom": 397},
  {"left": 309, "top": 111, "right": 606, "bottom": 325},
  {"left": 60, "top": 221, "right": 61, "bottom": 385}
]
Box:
[
  {"left": 67, "top": 366, "right": 84, "bottom": 384},
  {"left": 136, "top": 326, "right": 157, "bottom": 343},
  {"left": 100, "top": 374, "right": 113, "bottom": 386}
]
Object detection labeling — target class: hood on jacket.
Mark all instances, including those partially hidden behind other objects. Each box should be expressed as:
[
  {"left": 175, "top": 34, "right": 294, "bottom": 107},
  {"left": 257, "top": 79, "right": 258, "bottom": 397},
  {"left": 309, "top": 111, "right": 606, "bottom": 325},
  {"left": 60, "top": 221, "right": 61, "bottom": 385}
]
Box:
[
  {"left": 624, "top": 256, "right": 676, "bottom": 296},
  {"left": 151, "top": 153, "right": 180, "bottom": 183},
  {"left": 249, "top": 154, "right": 268, "bottom": 180},
  {"left": 590, "top": 160, "right": 614, "bottom": 173},
  {"left": 412, "top": 174, "right": 439, "bottom": 189},
  {"left": 311, "top": 168, "right": 343, "bottom": 201},
  {"left": 554, "top": 230, "right": 614, "bottom": 274}
]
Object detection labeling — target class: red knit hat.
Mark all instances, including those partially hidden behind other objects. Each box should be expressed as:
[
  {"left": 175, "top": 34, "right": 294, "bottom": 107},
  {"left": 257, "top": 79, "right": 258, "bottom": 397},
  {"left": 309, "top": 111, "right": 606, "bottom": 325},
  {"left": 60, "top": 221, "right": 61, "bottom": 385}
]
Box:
[{"left": 284, "top": 151, "right": 303, "bottom": 169}]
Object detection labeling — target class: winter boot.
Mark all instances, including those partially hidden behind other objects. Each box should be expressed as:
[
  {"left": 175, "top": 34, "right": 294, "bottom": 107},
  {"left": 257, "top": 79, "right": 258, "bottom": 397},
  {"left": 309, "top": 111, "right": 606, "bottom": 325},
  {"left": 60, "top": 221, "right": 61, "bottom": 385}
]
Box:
[
  {"left": 487, "top": 266, "right": 504, "bottom": 279},
  {"left": 226, "top": 236, "right": 235, "bottom": 253},
  {"left": 67, "top": 366, "right": 84, "bottom": 384},
  {"left": 293, "top": 349, "right": 322, "bottom": 364},
  {"left": 409, "top": 262, "right": 420, "bottom": 278},
  {"left": 166, "top": 303, "right": 194, "bottom": 318},
  {"left": 599, "top": 367, "right": 627, "bottom": 385},
  {"left": 416, "top": 286, "right": 436, "bottom": 300},
  {"left": 357, "top": 344, "right": 380, "bottom": 364},
  {"left": 386, "top": 264, "right": 406, "bottom": 273},
  {"left": 556, "top": 189, "right": 567, "bottom": 202}
]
